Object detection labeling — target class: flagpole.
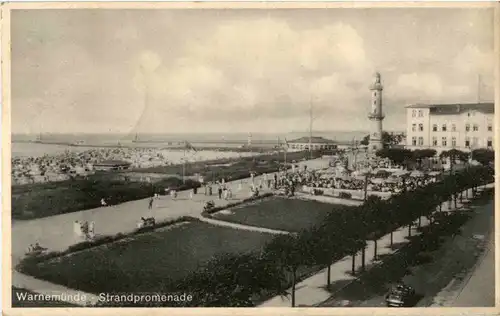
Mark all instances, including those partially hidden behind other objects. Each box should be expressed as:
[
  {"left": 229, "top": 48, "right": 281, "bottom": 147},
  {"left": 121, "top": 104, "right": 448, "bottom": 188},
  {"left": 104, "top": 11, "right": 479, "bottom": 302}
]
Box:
[
  {"left": 309, "top": 99, "right": 313, "bottom": 159},
  {"left": 284, "top": 147, "right": 287, "bottom": 172},
  {"left": 183, "top": 148, "right": 186, "bottom": 184}
]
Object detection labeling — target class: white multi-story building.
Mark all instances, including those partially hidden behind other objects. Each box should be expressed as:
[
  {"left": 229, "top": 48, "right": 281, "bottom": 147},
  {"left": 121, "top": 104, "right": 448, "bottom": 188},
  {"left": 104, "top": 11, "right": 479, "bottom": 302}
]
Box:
[{"left": 405, "top": 102, "right": 494, "bottom": 153}]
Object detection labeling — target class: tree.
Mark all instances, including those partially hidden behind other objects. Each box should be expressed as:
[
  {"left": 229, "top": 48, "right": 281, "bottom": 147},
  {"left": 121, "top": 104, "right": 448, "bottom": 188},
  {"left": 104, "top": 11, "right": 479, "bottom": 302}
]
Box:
[
  {"left": 306, "top": 225, "right": 338, "bottom": 288},
  {"left": 363, "top": 196, "right": 389, "bottom": 261},
  {"left": 178, "top": 252, "right": 286, "bottom": 307},
  {"left": 413, "top": 149, "right": 437, "bottom": 169},
  {"left": 263, "top": 233, "right": 312, "bottom": 307},
  {"left": 360, "top": 132, "right": 404, "bottom": 147},
  {"left": 376, "top": 148, "right": 414, "bottom": 167},
  {"left": 440, "top": 149, "right": 469, "bottom": 174},
  {"left": 471, "top": 149, "right": 494, "bottom": 166}
]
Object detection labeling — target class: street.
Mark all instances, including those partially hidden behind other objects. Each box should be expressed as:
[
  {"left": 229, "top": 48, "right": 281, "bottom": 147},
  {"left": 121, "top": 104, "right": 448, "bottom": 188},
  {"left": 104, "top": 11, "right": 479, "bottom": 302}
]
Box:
[{"left": 354, "top": 194, "right": 494, "bottom": 307}]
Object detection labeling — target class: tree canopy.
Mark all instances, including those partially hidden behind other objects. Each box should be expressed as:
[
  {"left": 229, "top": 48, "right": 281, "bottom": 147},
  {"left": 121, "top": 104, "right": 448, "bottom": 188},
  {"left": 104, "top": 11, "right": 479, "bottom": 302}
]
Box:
[
  {"left": 471, "top": 149, "right": 494, "bottom": 166},
  {"left": 360, "top": 132, "right": 405, "bottom": 147},
  {"left": 375, "top": 148, "right": 414, "bottom": 166}
]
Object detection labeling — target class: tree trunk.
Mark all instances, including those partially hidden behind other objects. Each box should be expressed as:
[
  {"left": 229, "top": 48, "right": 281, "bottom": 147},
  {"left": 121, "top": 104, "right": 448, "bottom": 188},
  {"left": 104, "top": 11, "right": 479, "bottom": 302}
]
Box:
[
  {"left": 373, "top": 239, "right": 378, "bottom": 261},
  {"left": 408, "top": 223, "right": 412, "bottom": 237},
  {"left": 418, "top": 216, "right": 422, "bottom": 228},
  {"left": 454, "top": 194, "right": 458, "bottom": 209},
  {"left": 390, "top": 231, "right": 394, "bottom": 247},
  {"left": 439, "top": 203, "right": 442, "bottom": 212},
  {"left": 361, "top": 246, "right": 366, "bottom": 272},
  {"left": 291, "top": 269, "right": 296, "bottom": 307},
  {"left": 327, "top": 264, "right": 331, "bottom": 287},
  {"left": 351, "top": 253, "right": 356, "bottom": 276}
]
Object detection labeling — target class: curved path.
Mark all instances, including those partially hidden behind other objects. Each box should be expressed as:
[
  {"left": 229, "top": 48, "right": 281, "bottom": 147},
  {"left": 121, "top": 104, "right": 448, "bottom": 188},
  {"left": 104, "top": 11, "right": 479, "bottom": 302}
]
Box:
[{"left": 10, "top": 158, "right": 331, "bottom": 306}]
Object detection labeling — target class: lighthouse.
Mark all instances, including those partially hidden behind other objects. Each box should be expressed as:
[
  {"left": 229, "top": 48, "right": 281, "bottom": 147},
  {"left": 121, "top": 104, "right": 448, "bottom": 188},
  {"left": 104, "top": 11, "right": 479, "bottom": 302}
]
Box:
[{"left": 368, "top": 72, "right": 385, "bottom": 152}]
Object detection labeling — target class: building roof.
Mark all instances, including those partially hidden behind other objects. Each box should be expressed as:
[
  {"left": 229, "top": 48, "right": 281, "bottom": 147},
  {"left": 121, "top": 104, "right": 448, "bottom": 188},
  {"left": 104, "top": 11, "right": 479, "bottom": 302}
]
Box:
[
  {"left": 289, "top": 136, "right": 336, "bottom": 144},
  {"left": 406, "top": 102, "right": 494, "bottom": 115},
  {"left": 94, "top": 160, "right": 131, "bottom": 167}
]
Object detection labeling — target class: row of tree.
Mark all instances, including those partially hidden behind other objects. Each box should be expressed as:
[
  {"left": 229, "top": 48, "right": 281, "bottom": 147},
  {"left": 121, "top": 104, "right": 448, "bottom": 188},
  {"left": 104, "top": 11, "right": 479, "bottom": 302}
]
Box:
[
  {"left": 100, "top": 164, "right": 493, "bottom": 307},
  {"left": 375, "top": 147, "right": 494, "bottom": 169}
]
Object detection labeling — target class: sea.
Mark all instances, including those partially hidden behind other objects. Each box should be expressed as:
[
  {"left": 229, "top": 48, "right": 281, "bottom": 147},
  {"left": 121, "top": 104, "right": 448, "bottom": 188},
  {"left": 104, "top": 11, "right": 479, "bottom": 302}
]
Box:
[{"left": 11, "top": 131, "right": 372, "bottom": 158}]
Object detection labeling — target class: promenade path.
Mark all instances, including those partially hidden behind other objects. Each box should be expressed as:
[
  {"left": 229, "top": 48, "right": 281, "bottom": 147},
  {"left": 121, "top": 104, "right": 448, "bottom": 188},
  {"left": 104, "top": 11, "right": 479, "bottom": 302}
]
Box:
[
  {"left": 259, "top": 187, "right": 490, "bottom": 307},
  {"left": 11, "top": 157, "right": 330, "bottom": 266}
]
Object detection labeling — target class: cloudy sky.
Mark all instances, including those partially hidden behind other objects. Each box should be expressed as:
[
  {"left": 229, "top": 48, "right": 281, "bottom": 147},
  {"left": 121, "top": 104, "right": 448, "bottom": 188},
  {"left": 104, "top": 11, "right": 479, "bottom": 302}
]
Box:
[{"left": 11, "top": 7, "right": 494, "bottom": 135}]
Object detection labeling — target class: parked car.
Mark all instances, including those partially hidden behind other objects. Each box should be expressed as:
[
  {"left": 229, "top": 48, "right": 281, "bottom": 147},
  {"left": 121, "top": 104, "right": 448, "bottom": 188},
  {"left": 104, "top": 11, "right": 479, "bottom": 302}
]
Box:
[{"left": 385, "top": 283, "right": 416, "bottom": 307}]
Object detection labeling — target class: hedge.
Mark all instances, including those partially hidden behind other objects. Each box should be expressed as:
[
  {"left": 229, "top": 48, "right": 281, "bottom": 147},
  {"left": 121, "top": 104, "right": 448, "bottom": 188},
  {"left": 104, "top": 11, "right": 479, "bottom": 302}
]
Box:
[
  {"left": 201, "top": 193, "right": 274, "bottom": 217},
  {"left": 17, "top": 216, "right": 200, "bottom": 275}
]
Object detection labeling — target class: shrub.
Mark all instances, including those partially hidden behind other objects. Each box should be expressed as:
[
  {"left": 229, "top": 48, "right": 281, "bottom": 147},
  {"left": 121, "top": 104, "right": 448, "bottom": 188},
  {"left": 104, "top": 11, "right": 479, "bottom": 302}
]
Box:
[
  {"left": 201, "top": 193, "right": 274, "bottom": 217},
  {"left": 338, "top": 192, "right": 352, "bottom": 199}
]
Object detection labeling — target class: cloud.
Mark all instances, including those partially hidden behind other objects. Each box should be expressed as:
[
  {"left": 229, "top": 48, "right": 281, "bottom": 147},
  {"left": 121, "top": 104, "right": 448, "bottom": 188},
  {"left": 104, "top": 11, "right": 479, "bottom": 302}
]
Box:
[
  {"left": 11, "top": 9, "right": 495, "bottom": 134},
  {"left": 131, "top": 19, "right": 374, "bottom": 124},
  {"left": 452, "top": 44, "right": 494, "bottom": 76}
]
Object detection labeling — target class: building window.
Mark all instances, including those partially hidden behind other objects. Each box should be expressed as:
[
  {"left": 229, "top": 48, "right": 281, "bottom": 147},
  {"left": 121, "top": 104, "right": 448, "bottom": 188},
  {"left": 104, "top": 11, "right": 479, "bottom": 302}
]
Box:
[
  {"left": 418, "top": 110, "right": 423, "bottom": 117},
  {"left": 441, "top": 137, "right": 447, "bottom": 147},
  {"left": 412, "top": 124, "right": 416, "bottom": 132},
  {"left": 442, "top": 124, "right": 447, "bottom": 132},
  {"left": 465, "top": 137, "right": 470, "bottom": 147},
  {"left": 487, "top": 138, "right": 493, "bottom": 147},
  {"left": 412, "top": 110, "right": 416, "bottom": 117},
  {"left": 488, "top": 124, "right": 493, "bottom": 132},
  {"left": 418, "top": 137, "right": 424, "bottom": 146},
  {"left": 432, "top": 137, "right": 437, "bottom": 146},
  {"left": 418, "top": 123, "right": 424, "bottom": 132},
  {"left": 473, "top": 124, "right": 479, "bottom": 132},
  {"left": 451, "top": 137, "right": 457, "bottom": 147},
  {"left": 451, "top": 124, "right": 456, "bottom": 132},
  {"left": 412, "top": 137, "right": 417, "bottom": 146},
  {"left": 465, "top": 124, "right": 470, "bottom": 132},
  {"left": 432, "top": 124, "right": 437, "bottom": 132}
]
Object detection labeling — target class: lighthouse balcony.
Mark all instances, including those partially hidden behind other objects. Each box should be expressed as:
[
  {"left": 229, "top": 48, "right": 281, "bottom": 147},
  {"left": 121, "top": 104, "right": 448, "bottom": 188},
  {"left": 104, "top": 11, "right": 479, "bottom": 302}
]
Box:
[{"left": 368, "top": 113, "right": 385, "bottom": 120}]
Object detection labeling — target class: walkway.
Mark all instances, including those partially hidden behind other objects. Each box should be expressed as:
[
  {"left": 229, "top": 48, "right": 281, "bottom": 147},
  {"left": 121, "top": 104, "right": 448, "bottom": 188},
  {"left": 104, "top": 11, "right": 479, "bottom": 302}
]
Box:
[
  {"left": 259, "top": 187, "right": 490, "bottom": 307},
  {"left": 11, "top": 158, "right": 330, "bottom": 303},
  {"left": 12, "top": 271, "right": 99, "bottom": 306},
  {"left": 295, "top": 193, "right": 363, "bottom": 206},
  {"left": 198, "top": 217, "right": 292, "bottom": 235}
]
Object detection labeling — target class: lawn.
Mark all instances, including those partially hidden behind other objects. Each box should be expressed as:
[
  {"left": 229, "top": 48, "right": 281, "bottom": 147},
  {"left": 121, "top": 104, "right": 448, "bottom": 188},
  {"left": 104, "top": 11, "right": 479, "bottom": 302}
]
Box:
[
  {"left": 212, "top": 197, "right": 349, "bottom": 232},
  {"left": 23, "top": 221, "right": 275, "bottom": 294}
]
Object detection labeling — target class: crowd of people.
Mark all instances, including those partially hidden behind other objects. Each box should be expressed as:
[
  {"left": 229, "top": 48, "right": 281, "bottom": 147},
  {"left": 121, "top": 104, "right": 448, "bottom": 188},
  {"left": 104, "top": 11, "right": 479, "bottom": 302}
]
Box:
[{"left": 12, "top": 146, "right": 257, "bottom": 185}]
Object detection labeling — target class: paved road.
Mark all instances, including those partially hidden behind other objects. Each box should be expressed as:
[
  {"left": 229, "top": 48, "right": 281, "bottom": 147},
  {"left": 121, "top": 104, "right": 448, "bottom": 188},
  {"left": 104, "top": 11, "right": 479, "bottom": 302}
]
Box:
[
  {"left": 451, "top": 229, "right": 495, "bottom": 307},
  {"left": 344, "top": 195, "right": 494, "bottom": 308}
]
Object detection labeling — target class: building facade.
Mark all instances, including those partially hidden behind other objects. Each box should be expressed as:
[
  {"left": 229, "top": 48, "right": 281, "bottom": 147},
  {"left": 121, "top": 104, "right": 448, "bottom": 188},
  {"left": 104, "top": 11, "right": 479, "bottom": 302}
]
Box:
[
  {"left": 405, "top": 103, "right": 494, "bottom": 153},
  {"left": 288, "top": 136, "right": 338, "bottom": 151},
  {"left": 368, "top": 72, "right": 385, "bottom": 152}
]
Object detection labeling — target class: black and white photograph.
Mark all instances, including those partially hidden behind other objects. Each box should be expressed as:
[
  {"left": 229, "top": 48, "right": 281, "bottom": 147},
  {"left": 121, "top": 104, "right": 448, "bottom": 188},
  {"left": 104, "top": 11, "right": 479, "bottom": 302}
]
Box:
[{"left": 3, "top": 2, "right": 497, "bottom": 310}]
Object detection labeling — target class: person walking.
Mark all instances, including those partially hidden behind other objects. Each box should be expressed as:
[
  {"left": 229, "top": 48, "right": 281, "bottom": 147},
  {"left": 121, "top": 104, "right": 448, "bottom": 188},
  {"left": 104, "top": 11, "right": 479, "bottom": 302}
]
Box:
[
  {"left": 218, "top": 186, "right": 223, "bottom": 199},
  {"left": 148, "top": 197, "right": 154, "bottom": 210}
]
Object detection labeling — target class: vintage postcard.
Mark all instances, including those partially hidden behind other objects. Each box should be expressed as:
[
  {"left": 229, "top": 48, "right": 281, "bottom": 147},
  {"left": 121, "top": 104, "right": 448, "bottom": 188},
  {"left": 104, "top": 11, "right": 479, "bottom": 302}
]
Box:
[{"left": 1, "top": 1, "right": 498, "bottom": 315}]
